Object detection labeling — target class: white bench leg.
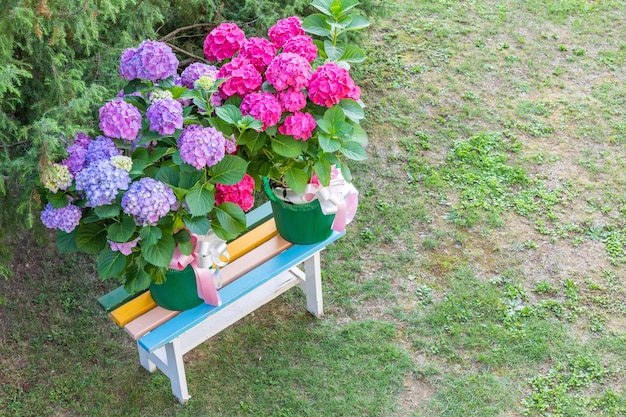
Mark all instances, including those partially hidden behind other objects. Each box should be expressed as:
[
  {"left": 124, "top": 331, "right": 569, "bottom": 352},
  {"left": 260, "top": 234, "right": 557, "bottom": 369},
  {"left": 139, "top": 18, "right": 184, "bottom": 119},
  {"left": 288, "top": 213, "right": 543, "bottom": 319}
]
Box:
[
  {"left": 164, "top": 339, "right": 191, "bottom": 404},
  {"left": 138, "top": 344, "right": 156, "bottom": 373},
  {"left": 303, "top": 252, "right": 323, "bottom": 317}
]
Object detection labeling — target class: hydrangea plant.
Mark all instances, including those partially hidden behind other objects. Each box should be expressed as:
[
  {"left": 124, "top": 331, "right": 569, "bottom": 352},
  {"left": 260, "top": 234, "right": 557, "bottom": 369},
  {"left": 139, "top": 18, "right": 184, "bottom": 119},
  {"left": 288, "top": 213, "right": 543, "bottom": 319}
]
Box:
[
  {"left": 39, "top": 0, "right": 369, "bottom": 291},
  {"left": 201, "top": 0, "right": 370, "bottom": 194},
  {"left": 39, "top": 41, "right": 252, "bottom": 292}
]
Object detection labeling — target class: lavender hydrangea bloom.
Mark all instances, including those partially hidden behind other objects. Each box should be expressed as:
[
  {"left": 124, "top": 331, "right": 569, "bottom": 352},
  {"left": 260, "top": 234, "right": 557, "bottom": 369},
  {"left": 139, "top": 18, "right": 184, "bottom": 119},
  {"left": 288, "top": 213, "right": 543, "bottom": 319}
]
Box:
[
  {"left": 73, "top": 132, "right": 92, "bottom": 149},
  {"left": 62, "top": 144, "right": 87, "bottom": 176},
  {"left": 75, "top": 159, "right": 131, "bottom": 207},
  {"left": 121, "top": 178, "right": 177, "bottom": 226},
  {"left": 146, "top": 98, "right": 183, "bottom": 135},
  {"left": 119, "top": 41, "right": 179, "bottom": 82},
  {"left": 119, "top": 47, "right": 139, "bottom": 80},
  {"left": 40, "top": 203, "right": 82, "bottom": 233},
  {"left": 85, "top": 136, "right": 122, "bottom": 165},
  {"left": 99, "top": 100, "right": 142, "bottom": 141},
  {"left": 177, "top": 125, "right": 226, "bottom": 169},
  {"left": 180, "top": 63, "right": 218, "bottom": 88}
]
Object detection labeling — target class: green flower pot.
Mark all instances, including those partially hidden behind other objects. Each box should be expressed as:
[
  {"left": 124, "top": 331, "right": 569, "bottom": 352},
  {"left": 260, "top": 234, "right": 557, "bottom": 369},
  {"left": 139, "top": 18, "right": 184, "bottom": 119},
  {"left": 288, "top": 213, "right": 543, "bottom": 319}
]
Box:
[
  {"left": 263, "top": 178, "right": 335, "bottom": 245},
  {"left": 149, "top": 265, "right": 204, "bottom": 311}
]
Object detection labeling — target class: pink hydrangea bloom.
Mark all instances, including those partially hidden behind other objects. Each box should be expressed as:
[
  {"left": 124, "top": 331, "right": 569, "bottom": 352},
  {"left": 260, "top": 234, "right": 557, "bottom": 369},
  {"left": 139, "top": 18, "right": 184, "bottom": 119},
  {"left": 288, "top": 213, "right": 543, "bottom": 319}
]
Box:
[
  {"left": 98, "top": 99, "right": 142, "bottom": 141},
  {"left": 307, "top": 62, "right": 359, "bottom": 108},
  {"left": 282, "top": 35, "right": 318, "bottom": 62},
  {"left": 265, "top": 53, "right": 311, "bottom": 92},
  {"left": 239, "top": 37, "right": 277, "bottom": 71},
  {"left": 278, "top": 112, "right": 317, "bottom": 141},
  {"left": 203, "top": 23, "right": 246, "bottom": 62},
  {"left": 217, "top": 57, "right": 263, "bottom": 98},
  {"left": 240, "top": 92, "right": 282, "bottom": 129},
  {"left": 277, "top": 89, "right": 307, "bottom": 112},
  {"left": 268, "top": 16, "right": 304, "bottom": 48},
  {"left": 215, "top": 174, "right": 255, "bottom": 212}
]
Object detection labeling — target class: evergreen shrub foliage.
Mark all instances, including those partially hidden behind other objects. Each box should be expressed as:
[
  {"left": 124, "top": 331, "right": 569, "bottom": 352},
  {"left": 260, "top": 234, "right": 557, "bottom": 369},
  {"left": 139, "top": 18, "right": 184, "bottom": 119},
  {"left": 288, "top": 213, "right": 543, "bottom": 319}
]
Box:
[{"left": 1, "top": 0, "right": 345, "bottom": 277}]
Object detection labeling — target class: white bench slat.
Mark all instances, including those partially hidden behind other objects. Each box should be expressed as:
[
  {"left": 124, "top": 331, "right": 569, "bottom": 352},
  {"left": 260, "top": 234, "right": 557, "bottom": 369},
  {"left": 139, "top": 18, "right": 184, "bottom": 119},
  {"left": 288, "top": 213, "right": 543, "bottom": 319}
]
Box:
[{"left": 138, "top": 230, "right": 344, "bottom": 353}]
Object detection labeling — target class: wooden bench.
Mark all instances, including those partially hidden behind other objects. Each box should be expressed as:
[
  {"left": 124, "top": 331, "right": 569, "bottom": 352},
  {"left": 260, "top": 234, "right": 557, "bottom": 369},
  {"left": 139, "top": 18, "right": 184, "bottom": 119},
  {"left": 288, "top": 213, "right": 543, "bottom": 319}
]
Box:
[{"left": 98, "top": 202, "right": 344, "bottom": 403}]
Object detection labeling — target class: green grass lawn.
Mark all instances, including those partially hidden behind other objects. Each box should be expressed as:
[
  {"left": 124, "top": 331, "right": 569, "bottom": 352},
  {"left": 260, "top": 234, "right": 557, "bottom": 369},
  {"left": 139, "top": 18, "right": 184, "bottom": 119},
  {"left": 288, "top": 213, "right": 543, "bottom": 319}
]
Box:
[{"left": 1, "top": 0, "right": 626, "bottom": 416}]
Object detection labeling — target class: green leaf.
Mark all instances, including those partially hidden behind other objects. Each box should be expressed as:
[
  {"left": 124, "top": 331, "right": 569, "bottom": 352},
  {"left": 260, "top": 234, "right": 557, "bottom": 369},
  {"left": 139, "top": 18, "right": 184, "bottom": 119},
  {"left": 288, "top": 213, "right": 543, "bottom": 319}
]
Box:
[
  {"left": 183, "top": 216, "right": 211, "bottom": 235},
  {"left": 47, "top": 191, "right": 69, "bottom": 208},
  {"left": 56, "top": 230, "right": 78, "bottom": 253},
  {"left": 339, "top": 44, "right": 366, "bottom": 63},
  {"left": 324, "top": 105, "right": 346, "bottom": 126},
  {"left": 178, "top": 170, "right": 203, "bottom": 190},
  {"left": 108, "top": 215, "right": 137, "bottom": 243},
  {"left": 155, "top": 165, "right": 180, "bottom": 187},
  {"left": 340, "top": 141, "right": 368, "bottom": 161},
  {"left": 240, "top": 130, "right": 268, "bottom": 153},
  {"left": 310, "top": 0, "right": 333, "bottom": 15},
  {"left": 179, "top": 89, "right": 204, "bottom": 100},
  {"left": 340, "top": 162, "right": 353, "bottom": 182},
  {"left": 284, "top": 167, "right": 310, "bottom": 194},
  {"left": 177, "top": 240, "right": 194, "bottom": 256},
  {"left": 318, "top": 133, "right": 342, "bottom": 153},
  {"left": 314, "top": 159, "right": 333, "bottom": 186},
  {"left": 139, "top": 225, "right": 163, "bottom": 247},
  {"left": 325, "top": 40, "right": 344, "bottom": 62},
  {"left": 215, "top": 104, "right": 243, "bottom": 124},
  {"left": 94, "top": 204, "right": 121, "bottom": 219},
  {"left": 302, "top": 14, "right": 332, "bottom": 37},
  {"left": 214, "top": 202, "right": 246, "bottom": 237},
  {"left": 75, "top": 223, "right": 108, "bottom": 254},
  {"left": 337, "top": 0, "right": 360, "bottom": 14},
  {"left": 271, "top": 135, "right": 305, "bottom": 158},
  {"left": 123, "top": 95, "right": 147, "bottom": 112},
  {"left": 142, "top": 234, "right": 175, "bottom": 268},
  {"left": 339, "top": 99, "right": 365, "bottom": 122},
  {"left": 346, "top": 14, "right": 370, "bottom": 31},
  {"left": 185, "top": 183, "right": 215, "bottom": 216},
  {"left": 350, "top": 123, "right": 369, "bottom": 146},
  {"left": 123, "top": 263, "right": 153, "bottom": 293},
  {"left": 238, "top": 115, "right": 263, "bottom": 130},
  {"left": 97, "top": 248, "right": 127, "bottom": 279},
  {"left": 208, "top": 155, "right": 248, "bottom": 185}
]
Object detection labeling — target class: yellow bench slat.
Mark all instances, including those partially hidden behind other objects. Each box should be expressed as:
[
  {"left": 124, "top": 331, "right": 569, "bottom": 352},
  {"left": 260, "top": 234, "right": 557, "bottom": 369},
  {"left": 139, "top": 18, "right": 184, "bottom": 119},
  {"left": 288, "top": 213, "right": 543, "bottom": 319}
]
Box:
[
  {"left": 110, "top": 291, "right": 157, "bottom": 327},
  {"left": 111, "top": 219, "right": 279, "bottom": 328}
]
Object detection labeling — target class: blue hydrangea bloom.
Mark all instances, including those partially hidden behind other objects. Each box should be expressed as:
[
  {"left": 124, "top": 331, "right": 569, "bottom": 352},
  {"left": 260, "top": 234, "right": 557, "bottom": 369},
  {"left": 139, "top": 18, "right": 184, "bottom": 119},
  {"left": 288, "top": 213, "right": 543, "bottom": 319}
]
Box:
[
  {"left": 75, "top": 159, "right": 131, "bottom": 207},
  {"left": 40, "top": 203, "right": 82, "bottom": 233},
  {"left": 121, "top": 178, "right": 177, "bottom": 226}
]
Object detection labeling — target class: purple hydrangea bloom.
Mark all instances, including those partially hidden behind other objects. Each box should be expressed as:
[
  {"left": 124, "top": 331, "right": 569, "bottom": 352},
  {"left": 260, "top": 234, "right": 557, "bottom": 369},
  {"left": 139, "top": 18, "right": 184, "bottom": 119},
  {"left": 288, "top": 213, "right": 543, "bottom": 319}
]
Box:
[
  {"left": 177, "top": 125, "right": 226, "bottom": 169},
  {"left": 62, "top": 144, "right": 87, "bottom": 176},
  {"left": 75, "top": 159, "right": 131, "bottom": 207},
  {"left": 121, "top": 178, "right": 177, "bottom": 226},
  {"left": 73, "top": 132, "right": 92, "bottom": 149},
  {"left": 85, "top": 136, "right": 121, "bottom": 165},
  {"left": 119, "top": 47, "right": 139, "bottom": 80},
  {"left": 180, "top": 63, "right": 218, "bottom": 89},
  {"left": 40, "top": 203, "right": 82, "bottom": 233},
  {"left": 119, "top": 41, "right": 179, "bottom": 82},
  {"left": 146, "top": 98, "right": 183, "bottom": 135},
  {"left": 99, "top": 100, "right": 143, "bottom": 141}
]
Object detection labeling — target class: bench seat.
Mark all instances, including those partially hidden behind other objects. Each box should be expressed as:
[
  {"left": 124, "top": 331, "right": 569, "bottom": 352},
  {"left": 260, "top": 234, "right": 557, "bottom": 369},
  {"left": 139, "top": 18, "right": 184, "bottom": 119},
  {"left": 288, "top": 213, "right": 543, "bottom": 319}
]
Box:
[{"left": 98, "top": 202, "right": 344, "bottom": 403}]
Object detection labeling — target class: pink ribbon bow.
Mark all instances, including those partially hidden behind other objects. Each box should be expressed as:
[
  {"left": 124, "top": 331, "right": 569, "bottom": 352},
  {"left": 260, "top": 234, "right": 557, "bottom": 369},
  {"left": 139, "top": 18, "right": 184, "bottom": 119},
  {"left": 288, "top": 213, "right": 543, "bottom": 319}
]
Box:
[{"left": 169, "top": 231, "right": 229, "bottom": 307}]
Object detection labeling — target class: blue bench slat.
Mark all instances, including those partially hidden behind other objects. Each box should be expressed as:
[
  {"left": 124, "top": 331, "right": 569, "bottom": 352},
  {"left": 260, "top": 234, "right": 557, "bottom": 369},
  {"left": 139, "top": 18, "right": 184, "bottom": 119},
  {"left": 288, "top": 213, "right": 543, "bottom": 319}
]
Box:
[
  {"left": 245, "top": 201, "right": 273, "bottom": 229},
  {"left": 138, "top": 230, "right": 344, "bottom": 353}
]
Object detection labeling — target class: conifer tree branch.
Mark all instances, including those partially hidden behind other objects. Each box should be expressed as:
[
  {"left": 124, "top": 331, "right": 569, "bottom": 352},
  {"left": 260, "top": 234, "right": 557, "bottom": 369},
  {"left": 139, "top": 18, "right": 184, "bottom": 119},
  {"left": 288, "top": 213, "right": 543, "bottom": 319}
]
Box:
[
  {"left": 159, "top": 23, "right": 215, "bottom": 42},
  {"left": 165, "top": 43, "right": 208, "bottom": 64}
]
